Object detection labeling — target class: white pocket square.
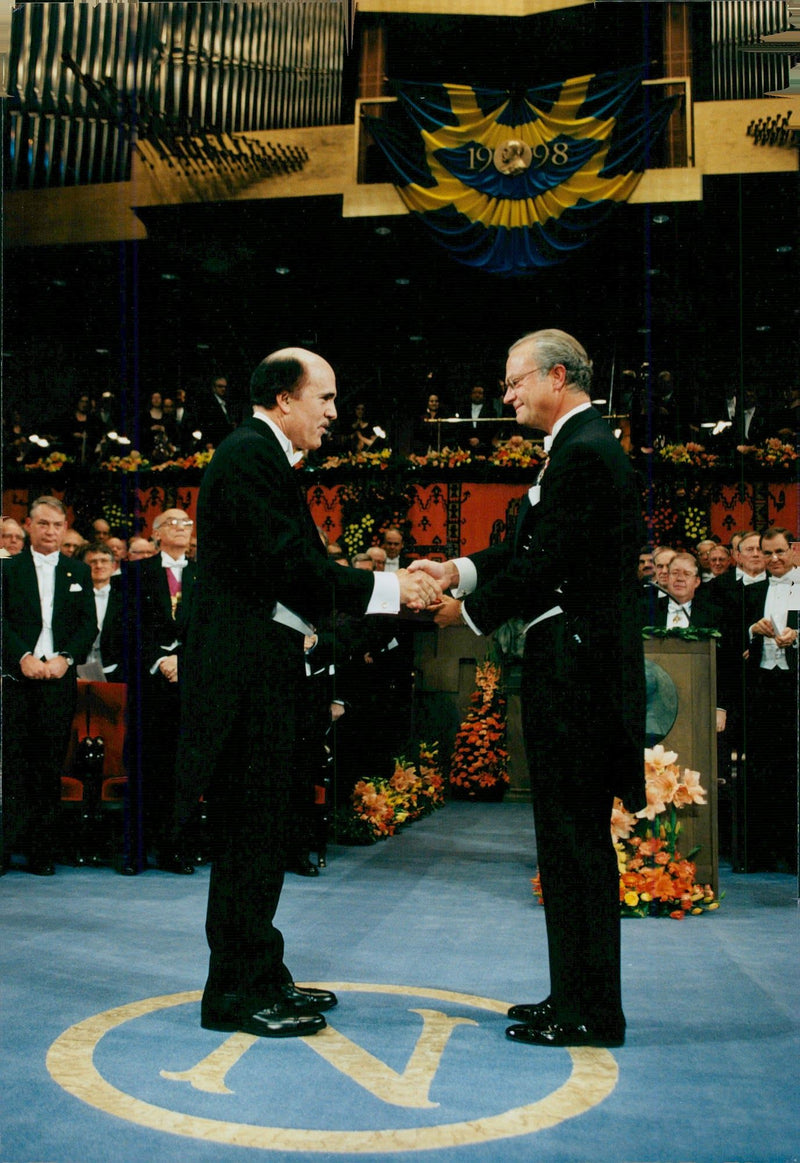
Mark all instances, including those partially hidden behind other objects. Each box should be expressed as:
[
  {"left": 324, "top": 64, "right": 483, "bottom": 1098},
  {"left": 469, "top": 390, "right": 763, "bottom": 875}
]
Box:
[{"left": 69, "top": 583, "right": 83, "bottom": 592}]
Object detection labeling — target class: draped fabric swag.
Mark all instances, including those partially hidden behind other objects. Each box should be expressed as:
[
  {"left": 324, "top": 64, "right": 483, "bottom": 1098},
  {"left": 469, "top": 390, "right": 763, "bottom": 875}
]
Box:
[{"left": 365, "top": 70, "right": 679, "bottom": 275}]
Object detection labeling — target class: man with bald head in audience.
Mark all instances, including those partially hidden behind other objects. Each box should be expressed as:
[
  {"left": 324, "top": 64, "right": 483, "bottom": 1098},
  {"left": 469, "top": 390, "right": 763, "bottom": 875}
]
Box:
[{"left": 175, "top": 346, "right": 439, "bottom": 1041}]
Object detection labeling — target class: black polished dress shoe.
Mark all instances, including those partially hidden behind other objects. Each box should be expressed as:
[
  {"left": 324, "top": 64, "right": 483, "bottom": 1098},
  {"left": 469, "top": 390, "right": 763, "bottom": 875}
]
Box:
[
  {"left": 280, "top": 983, "right": 337, "bottom": 1014},
  {"left": 286, "top": 857, "right": 319, "bottom": 877},
  {"left": 201, "top": 996, "right": 326, "bottom": 1038},
  {"left": 27, "top": 861, "right": 55, "bottom": 876},
  {"left": 507, "top": 998, "right": 555, "bottom": 1025},
  {"left": 506, "top": 1020, "right": 625, "bottom": 1048}
]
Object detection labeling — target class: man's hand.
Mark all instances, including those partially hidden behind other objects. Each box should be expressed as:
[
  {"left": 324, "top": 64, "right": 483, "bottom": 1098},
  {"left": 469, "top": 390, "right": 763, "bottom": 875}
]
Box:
[
  {"left": 42, "top": 655, "right": 69, "bottom": 680},
  {"left": 408, "top": 558, "right": 460, "bottom": 591},
  {"left": 751, "top": 618, "right": 775, "bottom": 638},
  {"left": 433, "top": 594, "right": 465, "bottom": 628},
  {"left": 159, "top": 654, "right": 179, "bottom": 683},
  {"left": 397, "top": 568, "right": 442, "bottom": 611},
  {"left": 20, "top": 655, "right": 48, "bottom": 680},
  {"left": 716, "top": 708, "right": 727, "bottom": 734},
  {"left": 774, "top": 627, "right": 797, "bottom": 649}
]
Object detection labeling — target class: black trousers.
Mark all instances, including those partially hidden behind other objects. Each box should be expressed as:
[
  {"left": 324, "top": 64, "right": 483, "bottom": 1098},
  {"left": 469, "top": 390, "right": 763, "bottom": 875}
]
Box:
[
  {"left": 742, "top": 666, "right": 798, "bottom": 873},
  {"left": 2, "top": 673, "right": 77, "bottom": 864},
  {"left": 522, "top": 628, "right": 626, "bottom": 1033},
  {"left": 201, "top": 673, "right": 303, "bottom": 1006}
]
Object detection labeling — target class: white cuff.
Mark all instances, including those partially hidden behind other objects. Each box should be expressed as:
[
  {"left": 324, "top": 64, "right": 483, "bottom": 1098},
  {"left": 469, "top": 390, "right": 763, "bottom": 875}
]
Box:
[
  {"left": 368, "top": 571, "right": 400, "bottom": 615},
  {"left": 452, "top": 557, "right": 477, "bottom": 598}
]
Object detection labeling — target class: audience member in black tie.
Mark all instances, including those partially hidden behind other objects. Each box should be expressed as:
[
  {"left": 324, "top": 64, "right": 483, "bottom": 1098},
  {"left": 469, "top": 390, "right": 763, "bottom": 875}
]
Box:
[
  {"left": 411, "top": 328, "right": 646, "bottom": 1050},
  {"left": 696, "top": 539, "right": 717, "bottom": 582},
  {"left": 366, "top": 546, "right": 387, "bottom": 571},
  {"left": 733, "top": 531, "right": 767, "bottom": 588},
  {"left": 60, "top": 527, "right": 87, "bottom": 559},
  {"left": 728, "top": 387, "right": 770, "bottom": 451},
  {"left": 128, "top": 536, "right": 156, "bottom": 561},
  {"left": 1, "top": 516, "right": 26, "bottom": 557},
  {"left": 648, "top": 552, "right": 720, "bottom": 631},
  {"left": 82, "top": 543, "right": 127, "bottom": 680},
  {"left": 381, "top": 526, "right": 410, "bottom": 573},
  {"left": 196, "top": 375, "right": 237, "bottom": 449},
  {"left": 707, "top": 544, "right": 732, "bottom": 582},
  {"left": 457, "top": 383, "right": 494, "bottom": 453},
  {"left": 1, "top": 495, "right": 97, "bottom": 874},
  {"left": 174, "top": 346, "right": 440, "bottom": 1040},
  {"left": 740, "top": 527, "right": 798, "bottom": 873},
  {"left": 637, "top": 546, "right": 655, "bottom": 585},
  {"left": 128, "top": 507, "right": 197, "bottom": 874},
  {"left": 91, "top": 517, "right": 111, "bottom": 544},
  {"left": 641, "top": 545, "right": 674, "bottom": 624}
]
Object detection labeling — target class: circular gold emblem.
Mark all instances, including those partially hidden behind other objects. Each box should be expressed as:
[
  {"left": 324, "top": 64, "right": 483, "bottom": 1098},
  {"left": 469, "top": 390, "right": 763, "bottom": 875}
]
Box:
[
  {"left": 47, "top": 983, "right": 618, "bottom": 1151},
  {"left": 493, "top": 139, "right": 532, "bottom": 175}
]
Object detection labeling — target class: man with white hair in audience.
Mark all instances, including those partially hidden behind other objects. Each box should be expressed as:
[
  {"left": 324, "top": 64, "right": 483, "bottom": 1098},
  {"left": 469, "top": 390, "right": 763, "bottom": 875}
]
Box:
[{"left": 1, "top": 517, "right": 26, "bottom": 557}]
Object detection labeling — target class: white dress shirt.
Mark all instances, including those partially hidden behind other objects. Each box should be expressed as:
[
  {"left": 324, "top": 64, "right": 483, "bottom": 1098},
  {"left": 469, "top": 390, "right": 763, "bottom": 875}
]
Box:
[
  {"left": 32, "top": 550, "right": 59, "bottom": 658},
  {"left": 758, "top": 575, "right": 797, "bottom": 671}
]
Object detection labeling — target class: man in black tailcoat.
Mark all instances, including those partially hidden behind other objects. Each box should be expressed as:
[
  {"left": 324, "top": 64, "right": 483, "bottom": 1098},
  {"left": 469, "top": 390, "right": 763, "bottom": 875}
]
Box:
[
  {"left": 128, "top": 507, "right": 197, "bottom": 873},
  {"left": 175, "top": 348, "right": 440, "bottom": 1040},
  {"left": 739, "top": 527, "right": 798, "bottom": 872},
  {"left": 1, "top": 495, "right": 97, "bottom": 873},
  {"left": 412, "top": 329, "right": 646, "bottom": 1049}
]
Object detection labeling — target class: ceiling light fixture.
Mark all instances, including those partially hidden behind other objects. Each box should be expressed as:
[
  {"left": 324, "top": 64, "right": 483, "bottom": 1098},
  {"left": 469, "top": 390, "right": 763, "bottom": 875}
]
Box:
[
  {"left": 395, "top": 277, "right": 410, "bottom": 286},
  {"left": 652, "top": 214, "right": 670, "bottom": 225},
  {"left": 275, "top": 266, "right": 290, "bottom": 275}
]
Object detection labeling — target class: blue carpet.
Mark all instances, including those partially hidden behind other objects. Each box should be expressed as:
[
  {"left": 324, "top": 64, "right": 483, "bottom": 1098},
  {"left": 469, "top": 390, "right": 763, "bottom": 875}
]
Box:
[{"left": 1, "top": 801, "right": 799, "bottom": 1163}]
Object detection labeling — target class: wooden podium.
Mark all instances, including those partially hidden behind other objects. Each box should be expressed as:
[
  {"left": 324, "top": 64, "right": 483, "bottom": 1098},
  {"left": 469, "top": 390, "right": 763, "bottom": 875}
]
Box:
[{"left": 644, "top": 638, "right": 720, "bottom": 894}]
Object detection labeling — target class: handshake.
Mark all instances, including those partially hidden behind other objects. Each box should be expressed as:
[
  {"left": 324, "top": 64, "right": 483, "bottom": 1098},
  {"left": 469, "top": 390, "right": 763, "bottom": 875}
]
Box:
[{"left": 395, "top": 560, "right": 465, "bottom": 627}]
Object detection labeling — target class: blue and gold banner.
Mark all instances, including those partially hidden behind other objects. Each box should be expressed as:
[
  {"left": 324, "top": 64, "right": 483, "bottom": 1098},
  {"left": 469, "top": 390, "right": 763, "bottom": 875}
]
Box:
[{"left": 366, "top": 70, "right": 679, "bottom": 275}]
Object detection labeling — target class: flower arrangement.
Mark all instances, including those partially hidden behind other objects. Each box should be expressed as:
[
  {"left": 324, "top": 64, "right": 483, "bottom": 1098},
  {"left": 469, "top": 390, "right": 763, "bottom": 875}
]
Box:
[
  {"left": 24, "top": 451, "right": 73, "bottom": 472},
  {"left": 408, "top": 446, "right": 474, "bottom": 470},
  {"left": 341, "top": 512, "right": 376, "bottom": 560},
  {"left": 487, "top": 435, "right": 546, "bottom": 469},
  {"left": 739, "top": 437, "right": 798, "bottom": 469},
  {"left": 681, "top": 503, "right": 708, "bottom": 543},
  {"left": 449, "top": 661, "right": 510, "bottom": 797},
  {"left": 98, "top": 450, "right": 151, "bottom": 473},
  {"left": 318, "top": 448, "right": 393, "bottom": 472},
  {"left": 340, "top": 742, "right": 445, "bottom": 843},
  {"left": 657, "top": 442, "right": 719, "bottom": 468},
  {"left": 533, "top": 745, "right": 720, "bottom": 918},
  {"left": 149, "top": 450, "right": 215, "bottom": 472}
]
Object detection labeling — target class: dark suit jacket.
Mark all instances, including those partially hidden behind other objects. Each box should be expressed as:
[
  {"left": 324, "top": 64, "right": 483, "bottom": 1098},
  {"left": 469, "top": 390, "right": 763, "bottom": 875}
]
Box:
[
  {"left": 176, "top": 415, "right": 375, "bottom": 814},
  {"left": 742, "top": 578, "right": 799, "bottom": 674},
  {"left": 91, "top": 579, "right": 129, "bottom": 677},
  {"left": 462, "top": 405, "right": 646, "bottom": 813},
  {"left": 130, "top": 555, "right": 196, "bottom": 676},
  {"left": 2, "top": 548, "right": 97, "bottom": 675},
  {"left": 647, "top": 586, "right": 722, "bottom": 631}
]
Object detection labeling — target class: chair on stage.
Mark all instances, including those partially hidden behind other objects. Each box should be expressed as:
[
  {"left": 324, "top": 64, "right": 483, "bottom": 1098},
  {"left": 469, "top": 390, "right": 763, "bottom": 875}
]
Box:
[{"left": 60, "top": 681, "right": 128, "bottom": 868}]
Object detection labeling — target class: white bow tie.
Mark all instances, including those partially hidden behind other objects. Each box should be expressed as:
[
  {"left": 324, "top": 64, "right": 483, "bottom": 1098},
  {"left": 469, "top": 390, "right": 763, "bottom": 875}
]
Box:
[
  {"left": 162, "top": 556, "right": 187, "bottom": 569},
  {"left": 668, "top": 600, "right": 690, "bottom": 614},
  {"left": 33, "top": 551, "right": 59, "bottom": 568},
  {"left": 769, "top": 575, "right": 793, "bottom": 586}
]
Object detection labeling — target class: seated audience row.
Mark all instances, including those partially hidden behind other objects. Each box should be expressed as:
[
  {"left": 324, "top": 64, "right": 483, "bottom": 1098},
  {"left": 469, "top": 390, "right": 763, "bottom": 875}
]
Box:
[{"left": 638, "top": 527, "right": 798, "bottom": 874}]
